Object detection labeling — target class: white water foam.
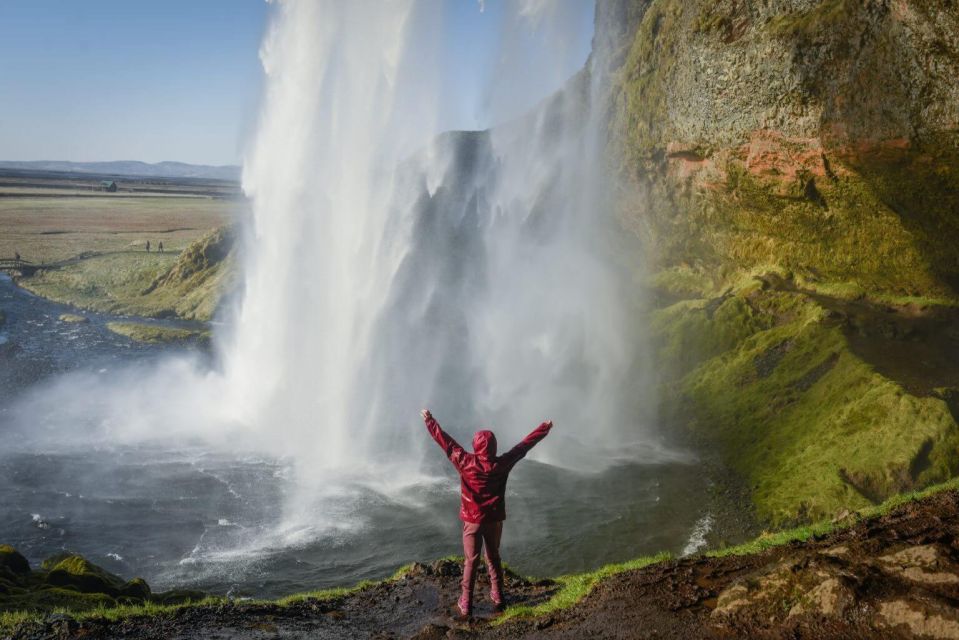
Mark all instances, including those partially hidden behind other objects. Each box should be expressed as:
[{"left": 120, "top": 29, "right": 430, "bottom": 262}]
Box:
[{"left": 681, "top": 513, "right": 714, "bottom": 557}]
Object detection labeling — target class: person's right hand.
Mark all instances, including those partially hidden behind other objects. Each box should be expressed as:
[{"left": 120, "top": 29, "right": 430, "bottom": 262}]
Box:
[
  {"left": 421, "top": 409, "right": 432, "bottom": 421},
  {"left": 544, "top": 420, "right": 553, "bottom": 429}
]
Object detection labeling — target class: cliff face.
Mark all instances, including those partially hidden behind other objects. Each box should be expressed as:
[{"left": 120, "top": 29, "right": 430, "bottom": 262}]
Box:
[
  {"left": 608, "top": 0, "right": 959, "bottom": 295},
  {"left": 601, "top": 0, "right": 959, "bottom": 524}
]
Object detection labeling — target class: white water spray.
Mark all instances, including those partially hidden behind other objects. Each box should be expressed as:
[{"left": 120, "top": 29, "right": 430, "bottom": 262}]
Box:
[{"left": 212, "top": 0, "right": 649, "bottom": 482}]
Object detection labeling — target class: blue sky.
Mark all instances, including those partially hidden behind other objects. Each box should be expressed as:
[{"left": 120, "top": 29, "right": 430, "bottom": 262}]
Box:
[{"left": 0, "top": 1, "right": 594, "bottom": 166}]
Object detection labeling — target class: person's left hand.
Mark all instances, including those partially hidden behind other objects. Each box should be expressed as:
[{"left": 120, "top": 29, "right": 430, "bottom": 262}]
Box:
[{"left": 421, "top": 409, "right": 432, "bottom": 421}]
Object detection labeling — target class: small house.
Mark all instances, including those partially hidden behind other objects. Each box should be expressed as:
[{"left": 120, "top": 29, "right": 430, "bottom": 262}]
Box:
[{"left": 99, "top": 180, "right": 117, "bottom": 192}]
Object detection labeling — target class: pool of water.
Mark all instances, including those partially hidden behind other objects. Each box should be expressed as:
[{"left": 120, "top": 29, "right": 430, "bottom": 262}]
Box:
[{"left": 0, "top": 274, "right": 755, "bottom": 598}]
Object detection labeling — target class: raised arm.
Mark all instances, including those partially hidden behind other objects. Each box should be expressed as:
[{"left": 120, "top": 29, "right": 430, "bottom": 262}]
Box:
[
  {"left": 421, "top": 410, "right": 468, "bottom": 471},
  {"left": 501, "top": 420, "right": 553, "bottom": 468}
]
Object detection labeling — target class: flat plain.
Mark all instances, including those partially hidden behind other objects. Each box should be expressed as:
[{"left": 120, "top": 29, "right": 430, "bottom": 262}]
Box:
[{"left": 0, "top": 169, "right": 244, "bottom": 264}]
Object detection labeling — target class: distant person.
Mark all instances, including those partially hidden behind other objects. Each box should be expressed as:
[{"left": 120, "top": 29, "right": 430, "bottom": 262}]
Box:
[
  {"left": 14, "top": 251, "right": 20, "bottom": 262},
  {"left": 145, "top": 240, "right": 151, "bottom": 253},
  {"left": 157, "top": 241, "right": 164, "bottom": 253},
  {"left": 421, "top": 409, "right": 553, "bottom": 618}
]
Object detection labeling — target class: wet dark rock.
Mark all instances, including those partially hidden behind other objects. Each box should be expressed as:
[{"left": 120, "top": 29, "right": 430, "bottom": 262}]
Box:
[
  {"left": 431, "top": 559, "right": 462, "bottom": 577},
  {"left": 0, "top": 545, "right": 30, "bottom": 576}
]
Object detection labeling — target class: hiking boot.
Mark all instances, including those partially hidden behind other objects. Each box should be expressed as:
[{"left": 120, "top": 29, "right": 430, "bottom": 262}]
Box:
[{"left": 457, "top": 594, "right": 472, "bottom": 619}]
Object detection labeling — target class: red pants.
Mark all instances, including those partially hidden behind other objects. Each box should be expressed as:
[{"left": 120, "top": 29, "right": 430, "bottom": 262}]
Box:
[{"left": 461, "top": 520, "right": 504, "bottom": 608}]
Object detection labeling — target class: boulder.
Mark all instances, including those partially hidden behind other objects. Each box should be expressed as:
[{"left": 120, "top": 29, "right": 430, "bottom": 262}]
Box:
[
  {"left": 0, "top": 545, "right": 31, "bottom": 576},
  {"left": 44, "top": 554, "right": 127, "bottom": 596}
]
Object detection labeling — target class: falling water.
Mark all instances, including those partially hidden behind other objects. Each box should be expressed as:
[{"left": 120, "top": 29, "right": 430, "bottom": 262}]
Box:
[{"left": 218, "top": 0, "right": 650, "bottom": 485}]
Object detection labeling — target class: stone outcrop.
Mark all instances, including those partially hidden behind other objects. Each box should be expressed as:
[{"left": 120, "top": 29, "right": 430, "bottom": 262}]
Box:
[{"left": 599, "top": 0, "right": 959, "bottom": 523}]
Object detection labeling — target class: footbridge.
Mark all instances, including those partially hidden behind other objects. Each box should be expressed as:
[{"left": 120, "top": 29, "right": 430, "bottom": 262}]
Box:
[{"left": 0, "top": 258, "right": 39, "bottom": 276}]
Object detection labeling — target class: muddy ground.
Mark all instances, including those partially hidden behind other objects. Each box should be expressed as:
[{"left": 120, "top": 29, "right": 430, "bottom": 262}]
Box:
[{"left": 9, "top": 490, "right": 959, "bottom": 639}]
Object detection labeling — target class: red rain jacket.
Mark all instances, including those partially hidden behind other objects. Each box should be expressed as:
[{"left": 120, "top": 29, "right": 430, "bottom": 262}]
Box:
[{"left": 424, "top": 413, "right": 552, "bottom": 523}]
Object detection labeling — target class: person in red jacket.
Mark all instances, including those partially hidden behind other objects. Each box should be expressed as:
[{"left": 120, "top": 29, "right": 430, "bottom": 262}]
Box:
[{"left": 421, "top": 409, "right": 553, "bottom": 617}]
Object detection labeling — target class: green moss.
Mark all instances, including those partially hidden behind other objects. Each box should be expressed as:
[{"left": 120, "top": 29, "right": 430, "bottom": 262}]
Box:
[
  {"left": 106, "top": 322, "right": 208, "bottom": 344},
  {"left": 46, "top": 555, "right": 127, "bottom": 595},
  {"left": 495, "top": 552, "right": 670, "bottom": 625},
  {"left": 696, "top": 159, "right": 949, "bottom": 298},
  {"left": 768, "top": 0, "right": 858, "bottom": 39},
  {"left": 0, "top": 546, "right": 30, "bottom": 576},
  {"left": 614, "top": 0, "right": 686, "bottom": 171},
  {"left": 656, "top": 285, "right": 959, "bottom": 524}
]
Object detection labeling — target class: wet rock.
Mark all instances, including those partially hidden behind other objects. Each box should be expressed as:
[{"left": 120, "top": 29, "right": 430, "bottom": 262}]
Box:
[
  {"left": 44, "top": 554, "right": 128, "bottom": 595},
  {"left": 877, "top": 599, "right": 959, "bottom": 639},
  {"left": 711, "top": 584, "right": 750, "bottom": 615},
  {"left": 0, "top": 544, "right": 31, "bottom": 576},
  {"left": 431, "top": 559, "right": 462, "bottom": 577},
  {"left": 876, "top": 544, "right": 959, "bottom": 586},
  {"left": 787, "top": 577, "right": 853, "bottom": 618},
  {"left": 58, "top": 313, "right": 87, "bottom": 323},
  {"left": 819, "top": 545, "right": 850, "bottom": 558},
  {"left": 121, "top": 577, "right": 152, "bottom": 600},
  {"left": 410, "top": 623, "right": 450, "bottom": 640}
]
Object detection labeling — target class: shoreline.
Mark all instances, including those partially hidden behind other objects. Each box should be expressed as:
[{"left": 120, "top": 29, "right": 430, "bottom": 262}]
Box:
[{"left": 5, "top": 477, "right": 958, "bottom": 639}]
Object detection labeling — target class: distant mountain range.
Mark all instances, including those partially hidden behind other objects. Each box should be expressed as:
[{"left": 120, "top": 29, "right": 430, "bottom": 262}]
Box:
[{"left": 0, "top": 160, "right": 241, "bottom": 182}]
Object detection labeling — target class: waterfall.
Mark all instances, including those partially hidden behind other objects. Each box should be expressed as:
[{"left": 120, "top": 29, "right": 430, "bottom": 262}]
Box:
[
  {"left": 7, "top": 0, "right": 653, "bottom": 498},
  {"left": 211, "top": 0, "right": 648, "bottom": 483}
]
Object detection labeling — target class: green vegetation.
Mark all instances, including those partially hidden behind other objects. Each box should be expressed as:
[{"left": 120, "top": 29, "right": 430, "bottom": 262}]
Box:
[
  {"left": 653, "top": 277, "right": 959, "bottom": 525},
  {"left": 21, "top": 227, "right": 234, "bottom": 321},
  {"left": 0, "top": 550, "right": 207, "bottom": 630},
  {"left": 767, "top": 0, "right": 858, "bottom": 39},
  {"left": 106, "top": 322, "right": 208, "bottom": 344},
  {"left": 707, "top": 475, "right": 959, "bottom": 559},
  {"left": 495, "top": 552, "right": 670, "bottom": 625},
  {"left": 613, "top": 0, "right": 683, "bottom": 172},
  {"left": 58, "top": 313, "right": 88, "bottom": 323},
  {"left": 499, "top": 477, "right": 959, "bottom": 624}
]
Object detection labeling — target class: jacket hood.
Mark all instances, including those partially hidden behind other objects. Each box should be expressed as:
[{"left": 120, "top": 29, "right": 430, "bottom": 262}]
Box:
[{"left": 472, "top": 430, "right": 497, "bottom": 458}]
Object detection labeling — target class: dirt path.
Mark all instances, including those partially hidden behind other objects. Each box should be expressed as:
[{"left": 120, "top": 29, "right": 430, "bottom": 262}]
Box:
[{"left": 10, "top": 491, "right": 959, "bottom": 639}]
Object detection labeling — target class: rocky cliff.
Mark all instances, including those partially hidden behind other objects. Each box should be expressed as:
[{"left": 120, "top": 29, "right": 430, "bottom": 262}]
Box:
[{"left": 601, "top": 0, "right": 959, "bottom": 523}]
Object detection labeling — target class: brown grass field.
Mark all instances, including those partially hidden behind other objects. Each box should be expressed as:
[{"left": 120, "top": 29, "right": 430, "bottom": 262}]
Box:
[
  {"left": 0, "top": 193, "right": 243, "bottom": 264},
  {"left": 0, "top": 173, "right": 245, "bottom": 322}
]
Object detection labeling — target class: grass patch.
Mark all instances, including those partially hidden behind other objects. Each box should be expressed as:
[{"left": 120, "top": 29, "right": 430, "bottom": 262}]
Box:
[
  {"left": 20, "top": 228, "right": 234, "bottom": 321},
  {"left": 708, "top": 475, "right": 959, "bottom": 559},
  {"left": 495, "top": 552, "right": 671, "bottom": 625}
]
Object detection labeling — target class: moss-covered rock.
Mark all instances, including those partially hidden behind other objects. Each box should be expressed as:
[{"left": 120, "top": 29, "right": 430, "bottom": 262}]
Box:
[
  {"left": 0, "top": 546, "right": 30, "bottom": 577},
  {"left": 58, "top": 313, "right": 88, "bottom": 323},
  {"left": 653, "top": 277, "right": 959, "bottom": 525},
  {"left": 599, "top": 0, "right": 959, "bottom": 524},
  {"left": 106, "top": 322, "right": 208, "bottom": 344},
  {"left": 0, "top": 547, "right": 197, "bottom": 616},
  {"left": 44, "top": 555, "right": 128, "bottom": 596}
]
